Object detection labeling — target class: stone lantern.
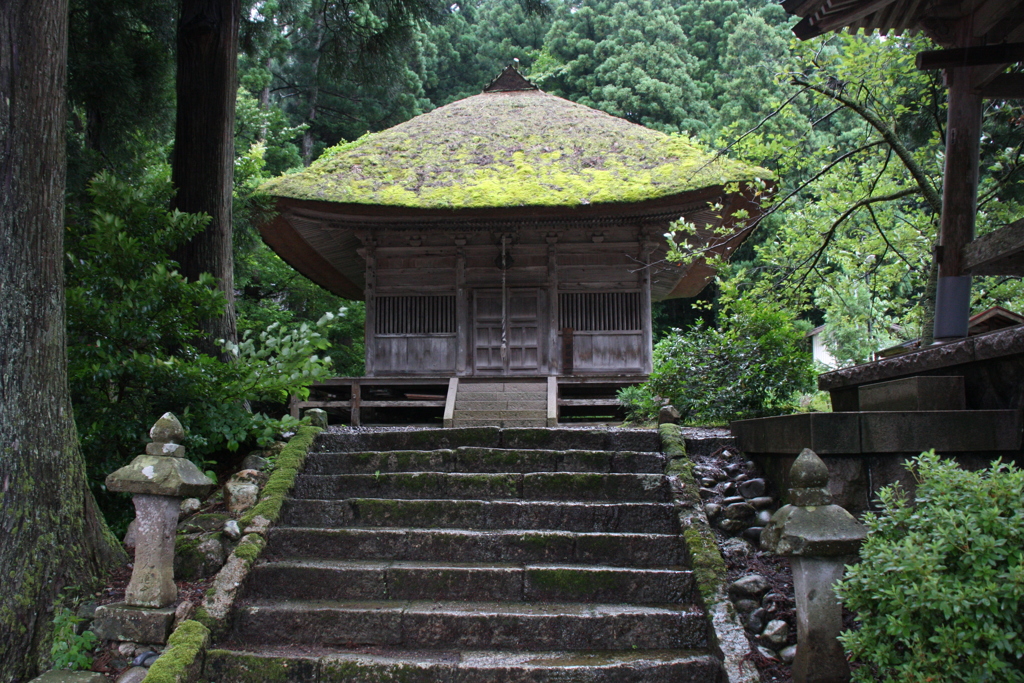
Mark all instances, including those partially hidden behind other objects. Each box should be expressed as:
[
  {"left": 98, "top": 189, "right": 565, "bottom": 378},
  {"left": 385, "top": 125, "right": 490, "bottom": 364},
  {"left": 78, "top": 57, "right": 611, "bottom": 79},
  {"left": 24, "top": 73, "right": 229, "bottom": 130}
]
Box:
[
  {"left": 93, "top": 413, "right": 214, "bottom": 644},
  {"left": 760, "top": 448, "right": 866, "bottom": 683}
]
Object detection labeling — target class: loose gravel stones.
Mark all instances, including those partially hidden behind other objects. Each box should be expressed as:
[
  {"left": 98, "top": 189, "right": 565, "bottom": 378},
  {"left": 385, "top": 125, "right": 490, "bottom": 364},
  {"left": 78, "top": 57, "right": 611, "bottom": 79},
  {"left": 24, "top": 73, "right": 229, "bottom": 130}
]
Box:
[
  {"left": 724, "top": 502, "right": 754, "bottom": 519},
  {"left": 744, "top": 608, "right": 766, "bottom": 633},
  {"left": 737, "top": 478, "right": 766, "bottom": 498},
  {"left": 728, "top": 574, "right": 769, "bottom": 598},
  {"left": 761, "top": 619, "right": 789, "bottom": 647}
]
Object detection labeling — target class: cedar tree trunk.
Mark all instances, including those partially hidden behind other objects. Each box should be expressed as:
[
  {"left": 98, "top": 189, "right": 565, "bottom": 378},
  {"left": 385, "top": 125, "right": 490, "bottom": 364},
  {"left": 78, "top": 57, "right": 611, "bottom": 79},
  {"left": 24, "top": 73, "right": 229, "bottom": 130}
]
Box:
[
  {"left": 0, "top": 1, "right": 127, "bottom": 679},
  {"left": 171, "top": 0, "right": 240, "bottom": 352}
]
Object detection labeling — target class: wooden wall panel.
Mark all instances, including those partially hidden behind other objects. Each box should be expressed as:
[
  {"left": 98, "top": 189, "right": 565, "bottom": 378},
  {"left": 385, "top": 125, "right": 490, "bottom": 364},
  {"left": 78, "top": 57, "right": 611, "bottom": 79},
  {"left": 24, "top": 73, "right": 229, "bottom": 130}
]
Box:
[
  {"left": 570, "top": 332, "right": 644, "bottom": 372},
  {"left": 374, "top": 335, "right": 457, "bottom": 374}
]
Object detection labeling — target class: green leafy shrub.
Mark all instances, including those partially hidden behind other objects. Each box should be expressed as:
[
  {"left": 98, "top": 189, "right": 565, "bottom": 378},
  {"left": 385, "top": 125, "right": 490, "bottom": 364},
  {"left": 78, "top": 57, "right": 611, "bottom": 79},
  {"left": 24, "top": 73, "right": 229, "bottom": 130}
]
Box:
[
  {"left": 66, "top": 171, "right": 337, "bottom": 531},
  {"left": 837, "top": 451, "right": 1024, "bottom": 682},
  {"left": 50, "top": 605, "right": 97, "bottom": 670},
  {"left": 616, "top": 384, "right": 662, "bottom": 424},
  {"left": 643, "top": 294, "right": 814, "bottom": 424}
]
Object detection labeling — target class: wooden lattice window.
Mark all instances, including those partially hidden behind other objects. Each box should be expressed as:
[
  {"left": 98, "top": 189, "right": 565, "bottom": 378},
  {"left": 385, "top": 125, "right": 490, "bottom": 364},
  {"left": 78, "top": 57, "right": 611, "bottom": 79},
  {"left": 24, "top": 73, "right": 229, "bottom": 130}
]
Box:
[
  {"left": 375, "top": 295, "right": 456, "bottom": 335},
  {"left": 559, "top": 292, "right": 641, "bottom": 332}
]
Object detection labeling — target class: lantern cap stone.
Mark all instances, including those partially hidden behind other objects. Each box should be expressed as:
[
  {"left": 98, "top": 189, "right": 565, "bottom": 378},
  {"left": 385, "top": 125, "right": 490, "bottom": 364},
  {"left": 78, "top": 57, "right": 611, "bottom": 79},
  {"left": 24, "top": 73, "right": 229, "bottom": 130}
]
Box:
[
  {"left": 105, "top": 454, "right": 214, "bottom": 498},
  {"left": 760, "top": 504, "right": 867, "bottom": 556},
  {"left": 760, "top": 448, "right": 867, "bottom": 556},
  {"left": 149, "top": 412, "right": 185, "bottom": 445}
]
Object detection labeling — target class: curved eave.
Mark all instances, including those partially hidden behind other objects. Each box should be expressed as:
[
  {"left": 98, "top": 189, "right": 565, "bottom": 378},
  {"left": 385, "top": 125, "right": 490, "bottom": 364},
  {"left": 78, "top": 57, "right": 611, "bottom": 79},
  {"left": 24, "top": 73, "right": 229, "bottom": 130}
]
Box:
[
  {"left": 663, "top": 182, "right": 767, "bottom": 300},
  {"left": 259, "top": 181, "right": 769, "bottom": 301},
  {"left": 259, "top": 213, "right": 364, "bottom": 299}
]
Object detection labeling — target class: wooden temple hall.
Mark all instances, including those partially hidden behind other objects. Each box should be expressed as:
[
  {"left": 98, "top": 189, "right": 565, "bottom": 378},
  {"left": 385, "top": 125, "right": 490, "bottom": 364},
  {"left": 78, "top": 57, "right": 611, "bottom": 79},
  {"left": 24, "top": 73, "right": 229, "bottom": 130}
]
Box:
[{"left": 260, "top": 68, "right": 767, "bottom": 426}]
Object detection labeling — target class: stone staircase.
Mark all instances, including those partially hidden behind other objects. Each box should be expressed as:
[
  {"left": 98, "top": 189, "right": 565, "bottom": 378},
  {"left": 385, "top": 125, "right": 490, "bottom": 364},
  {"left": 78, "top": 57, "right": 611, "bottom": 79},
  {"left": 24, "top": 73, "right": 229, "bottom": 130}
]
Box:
[
  {"left": 450, "top": 380, "right": 549, "bottom": 428},
  {"left": 205, "top": 427, "right": 725, "bottom": 682}
]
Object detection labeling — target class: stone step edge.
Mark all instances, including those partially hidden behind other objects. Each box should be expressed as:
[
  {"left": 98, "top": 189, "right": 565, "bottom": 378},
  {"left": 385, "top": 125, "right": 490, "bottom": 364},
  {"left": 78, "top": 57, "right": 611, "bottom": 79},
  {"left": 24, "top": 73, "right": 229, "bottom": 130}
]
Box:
[
  {"left": 247, "top": 560, "right": 697, "bottom": 604},
  {"left": 255, "top": 559, "right": 692, "bottom": 571},
  {"left": 230, "top": 599, "right": 708, "bottom": 650},
  {"left": 290, "top": 472, "right": 672, "bottom": 504},
  {"left": 204, "top": 647, "right": 724, "bottom": 680},
  {"left": 283, "top": 497, "right": 678, "bottom": 508}
]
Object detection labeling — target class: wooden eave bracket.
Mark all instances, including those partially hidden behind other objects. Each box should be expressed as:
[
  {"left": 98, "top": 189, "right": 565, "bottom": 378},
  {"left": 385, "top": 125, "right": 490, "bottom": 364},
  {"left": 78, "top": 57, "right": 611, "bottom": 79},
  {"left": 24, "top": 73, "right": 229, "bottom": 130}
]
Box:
[{"left": 963, "top": 217, "right": 1024, "bottom": 276}]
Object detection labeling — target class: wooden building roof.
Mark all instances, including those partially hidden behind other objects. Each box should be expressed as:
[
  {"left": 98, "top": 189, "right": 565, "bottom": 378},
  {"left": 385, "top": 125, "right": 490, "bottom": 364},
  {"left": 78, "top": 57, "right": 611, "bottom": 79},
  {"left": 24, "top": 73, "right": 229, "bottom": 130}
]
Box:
[{"left": 261, "top": 69, "right": 768, "bottom": 210}]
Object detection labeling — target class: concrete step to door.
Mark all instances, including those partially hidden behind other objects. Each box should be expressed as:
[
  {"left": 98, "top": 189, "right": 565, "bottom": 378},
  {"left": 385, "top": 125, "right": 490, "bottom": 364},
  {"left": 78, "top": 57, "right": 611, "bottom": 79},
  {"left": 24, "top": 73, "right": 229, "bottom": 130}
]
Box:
[
  {"left": 451, "top": 410, "right": 547, "bottom": 420},
  {"left": 278, "top": 498, "right": 680, "bottom": 534},
  {"left": 451, "top": 419, "right": 548, "bottom": 428},
  {"left": 459, "top": 382, "right": 547, "bottom": 393},
  {"left": 205, "top": 647, "right": 725, "bottom": 683},
  {"left": 246, "top": 560, "right": 696, "bottom": 604},
  {"left": 302, "top": 448, "right": 666, "bottom": 475},
  {"left": 314, "top": 427, "right": 661, "bottom": 454},
  {"left": 291, "top": 472, "right": 673, "bottom": 503},
  {"left": 232, "top": 599, "right": 708, "bottom": 651},
  {"left": 265, "top": 528, "right": 687, "bottom": 567},
  {"left": 455, "top": 400, "right": 547, "bottom": 410}
]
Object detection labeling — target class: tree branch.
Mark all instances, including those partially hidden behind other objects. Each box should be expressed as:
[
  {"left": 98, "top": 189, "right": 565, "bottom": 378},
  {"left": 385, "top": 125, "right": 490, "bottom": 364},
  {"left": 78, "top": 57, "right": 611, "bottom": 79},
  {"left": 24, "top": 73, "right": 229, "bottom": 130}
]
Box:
[
  {"left": 793, "top": 78, "right": 942, "bottom": 214},
  {"left": 792, "top": 187, "right": 920, "bottom": 291}
]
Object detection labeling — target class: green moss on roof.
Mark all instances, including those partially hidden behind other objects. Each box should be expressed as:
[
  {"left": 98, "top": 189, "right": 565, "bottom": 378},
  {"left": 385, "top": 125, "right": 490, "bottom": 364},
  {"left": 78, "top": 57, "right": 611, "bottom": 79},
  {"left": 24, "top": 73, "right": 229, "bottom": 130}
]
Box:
[{"left": 261, "top": 90, "right": 769, "bottom": 209}]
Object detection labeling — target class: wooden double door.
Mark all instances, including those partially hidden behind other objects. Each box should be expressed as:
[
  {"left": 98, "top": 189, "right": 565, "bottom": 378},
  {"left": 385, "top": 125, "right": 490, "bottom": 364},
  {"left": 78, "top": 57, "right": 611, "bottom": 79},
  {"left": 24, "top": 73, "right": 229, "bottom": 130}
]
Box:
[{"left": 472, "top": 288, "right": 544, "bottom": 374}]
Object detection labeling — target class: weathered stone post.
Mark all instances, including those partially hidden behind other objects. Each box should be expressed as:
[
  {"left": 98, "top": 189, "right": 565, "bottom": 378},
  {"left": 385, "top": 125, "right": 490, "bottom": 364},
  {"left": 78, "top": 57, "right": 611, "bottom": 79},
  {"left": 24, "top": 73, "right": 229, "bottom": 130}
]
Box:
[
  {"left": 760, "top": 448, "right": 866, "bottom": 683},
  {"left": 93, "top": 413, "right": 214, "bottom": 643}
]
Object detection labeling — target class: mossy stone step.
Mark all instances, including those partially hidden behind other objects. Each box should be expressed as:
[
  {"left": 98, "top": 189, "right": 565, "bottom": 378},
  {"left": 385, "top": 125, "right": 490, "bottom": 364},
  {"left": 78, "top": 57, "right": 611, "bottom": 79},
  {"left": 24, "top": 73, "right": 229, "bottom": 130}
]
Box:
[
  {"left": 233, "top": 599, "right": 708, "bottom": 651},
  {"left": 278, "top": 498, "right": 679, "bottom": 533},
  {"left": 205, "top": 648, "right": 725, "bottom": 683},
  {"left": 265, "top": 528, "right": 687, "bottom": 567},
  {"left": 247, "top": 560, "right": 696, "bottom": 604},
  {"left": 303, "top": 448, "right": 666, "bottom": 475},
  {"left": 209, "top": 426, "right": 724, "bottom": 682},
  {"left": 291, "top": 472, "right": 673, "bottom": 503},
  {"left": 313, "top": 428, "right": 661, "bottom": 454}
]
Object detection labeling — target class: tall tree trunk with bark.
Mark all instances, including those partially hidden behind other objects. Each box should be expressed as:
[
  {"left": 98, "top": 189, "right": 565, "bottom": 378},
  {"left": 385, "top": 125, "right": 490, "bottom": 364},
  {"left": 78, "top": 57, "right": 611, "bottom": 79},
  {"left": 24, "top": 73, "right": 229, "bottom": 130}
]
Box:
[
  {"left": 0, "top": 2, "right": 127, "bottom": 679},
  {"left": 171, "top": 0, "right": 241, "bottom": 352},
  {"left": 301, "top": 11, "right": 324, "bottom": 166}
]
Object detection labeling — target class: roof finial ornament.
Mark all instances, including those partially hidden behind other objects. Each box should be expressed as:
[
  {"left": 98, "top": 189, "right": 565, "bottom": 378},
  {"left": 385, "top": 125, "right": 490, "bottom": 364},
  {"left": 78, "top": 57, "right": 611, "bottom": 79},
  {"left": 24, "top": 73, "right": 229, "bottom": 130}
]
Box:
[{"left": 483, "top": 63, "right": 539, "bottom": 93}]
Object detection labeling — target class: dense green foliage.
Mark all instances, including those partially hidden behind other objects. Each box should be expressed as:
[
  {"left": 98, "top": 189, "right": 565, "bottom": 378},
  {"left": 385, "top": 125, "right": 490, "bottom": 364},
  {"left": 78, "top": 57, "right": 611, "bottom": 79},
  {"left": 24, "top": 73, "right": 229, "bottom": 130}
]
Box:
[
  {"left": 837, "top": 452, "right": 1024, "bottom": 682},
  {"left": 673, "top": 33, "right": 1024, "bottom": 362},
  {"left": 65, "top": 172, "right": 340, "bottom": 529},
  {"left": 622, "top": 286, "right": 815, "bottom": 424}
]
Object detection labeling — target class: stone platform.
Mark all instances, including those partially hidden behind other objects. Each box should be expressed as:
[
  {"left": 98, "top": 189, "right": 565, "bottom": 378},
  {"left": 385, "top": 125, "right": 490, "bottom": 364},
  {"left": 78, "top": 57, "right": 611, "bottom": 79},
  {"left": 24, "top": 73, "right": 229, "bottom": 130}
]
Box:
[{"left": 733, "top": 326, "right": 1024, "bottom": 512}]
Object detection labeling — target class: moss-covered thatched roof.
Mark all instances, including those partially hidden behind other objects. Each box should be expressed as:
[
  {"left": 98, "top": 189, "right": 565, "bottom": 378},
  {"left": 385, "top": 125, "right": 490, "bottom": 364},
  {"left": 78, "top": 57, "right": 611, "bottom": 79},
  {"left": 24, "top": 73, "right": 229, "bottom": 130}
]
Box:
[{"left": 262, "top": 88, "right": 768, "bottom": 210}]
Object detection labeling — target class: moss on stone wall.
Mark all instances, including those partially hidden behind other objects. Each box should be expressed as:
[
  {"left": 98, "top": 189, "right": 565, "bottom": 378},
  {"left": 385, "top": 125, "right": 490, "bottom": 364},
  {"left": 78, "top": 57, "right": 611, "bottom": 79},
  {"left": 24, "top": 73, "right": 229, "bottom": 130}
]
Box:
[
  {"left": 142, "top": 620, "right": 209, "bottom": 683},
  {"left": 239, "top": 426, "right": 320, "bottom": 528},
  {"left": 261, "top": 90, "right": 769, "bottom": 209},
  {"left": 658, "top": 424, "right": 727, "bottom": 604}
]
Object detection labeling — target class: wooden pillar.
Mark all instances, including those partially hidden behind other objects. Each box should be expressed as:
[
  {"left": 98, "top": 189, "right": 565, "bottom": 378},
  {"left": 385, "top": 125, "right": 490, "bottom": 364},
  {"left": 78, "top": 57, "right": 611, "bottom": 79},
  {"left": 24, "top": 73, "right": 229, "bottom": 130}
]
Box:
[
  {"left": 363, "top": 239, "right": 377, "bottom": 376},
  {"left": 350, "top": 380, "right": 361, "bottom": 427},
  {"left": 640, "top": 233, "right": 656, "bottom": 374},
  {"left": 934, "top": 23, "right": 983, "bottom": 340},
  {"left": 455, "top": 238, "right": 468, "bottom": 376},
  {"left": 546, "top": 233, "right": 559, "bottom": 375}
]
